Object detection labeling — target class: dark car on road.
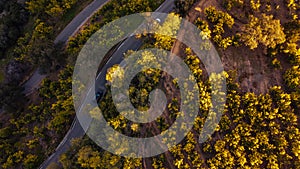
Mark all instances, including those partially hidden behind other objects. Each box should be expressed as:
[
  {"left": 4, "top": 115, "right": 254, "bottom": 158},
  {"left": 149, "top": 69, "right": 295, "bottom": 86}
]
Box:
[{"left": 96, "top": 90, "right": 104, "bottom": 102}]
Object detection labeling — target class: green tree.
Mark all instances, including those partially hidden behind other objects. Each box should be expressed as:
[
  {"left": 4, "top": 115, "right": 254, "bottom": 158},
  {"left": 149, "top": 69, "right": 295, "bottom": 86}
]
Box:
[
  {"left": 284, "top": 65, "right": 300, "bottom": 90},
  {"left": 23, "top": 154, "right": 39, "bottom": 169},
  {"left": 26, "top": 0, "right": 77, "bottom": 17},
  {"left": 154, "top": 13, "right": 181, "bottom": 50},
  {"left": 241, "top": 14, "right": 286, "bottom": 49},
  {"left": 77, "top": 146, "right": 101, "bottom": 169},
  {"left": 26, "top": 0, "right": 47, "bottom": 14},
  {"left": 0, "top": 127, "right": 11, "bottom": 139},
  {"left": 174, "top": 0, "right": 197, "bottom": 16},
  {"left": 46, "top": 162, "right": 61, "bottom": 169},
  {"left": 223, "top": 0, "right": 244, "bottom": 10},
  {"left": 204, "top": 6, "right": 235, "bottom": 48}
]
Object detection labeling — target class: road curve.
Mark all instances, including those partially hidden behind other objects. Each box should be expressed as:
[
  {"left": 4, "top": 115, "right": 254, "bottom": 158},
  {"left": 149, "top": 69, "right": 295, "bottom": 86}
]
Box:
[
  {"left": 36, "top": 0, "right": 113, "bottom": 168},
  {"left": 54, "top": 0, "right": 111, "bottom": 44},
  {"left": 39, "top": 0, "right": 175, "bottom": 168},
  {"left": 23, "top": 0, "right": 111, "bottom": 97},
  {"left": 23, "top": 69, "right": 47, "bottom": 96}
]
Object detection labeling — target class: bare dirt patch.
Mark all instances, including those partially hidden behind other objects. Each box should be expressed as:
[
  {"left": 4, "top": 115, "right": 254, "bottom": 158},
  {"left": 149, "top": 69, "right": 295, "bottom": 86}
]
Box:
[
  {"left": 185, "top": 0, "right": 291, "bottom": 94},
  {"left": 219, "top": 45, "right": 288, "bottom": 94}
]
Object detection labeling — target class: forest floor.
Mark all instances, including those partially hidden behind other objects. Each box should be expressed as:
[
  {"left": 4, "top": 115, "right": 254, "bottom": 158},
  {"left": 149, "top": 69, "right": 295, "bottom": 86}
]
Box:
[
  {"left": 156, "top": 0, "right": 293, "bottom": 167},
  {"left": 184, "top": 0, "right": 291, "bottom": 94}
]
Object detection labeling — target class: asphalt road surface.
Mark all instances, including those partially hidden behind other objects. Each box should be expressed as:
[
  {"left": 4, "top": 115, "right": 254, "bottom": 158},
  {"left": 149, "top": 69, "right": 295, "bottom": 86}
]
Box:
[
  {"left": 23, "top": 0, "right": 111, "bottom": 97},
  {"left": 39, "top": 0, "right": 175, "bottom": 168},
  {"left": 22, "top": 69, "right": 47, "bottom": 96},
  {"left": 54, "top": 0, "right": 110, "bottom": 44}
]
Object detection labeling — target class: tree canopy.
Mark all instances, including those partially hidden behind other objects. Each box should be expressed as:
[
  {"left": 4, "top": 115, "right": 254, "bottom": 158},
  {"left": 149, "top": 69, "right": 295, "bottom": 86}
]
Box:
[{"left": 241, "top": 14, "right": 286, "bottom": 49}]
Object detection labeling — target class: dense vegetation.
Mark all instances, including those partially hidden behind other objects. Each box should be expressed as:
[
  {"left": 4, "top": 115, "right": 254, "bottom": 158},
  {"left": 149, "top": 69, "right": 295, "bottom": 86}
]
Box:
[
  {"left": 58, "top": 0, "right": 300, "bottom": 168},
  {"left": 1, "top": 66, "right": 74, "bottom": 168},
  {"left": 0, "top": 0, "right": 83, "bottom": 113},
  {"left": 0, "top": 0, "right": 85, "bottom": 166},
  {"left": 0, "top": 0, "right": 28, "bottom": 59},
  {"left": 67, "top": 0, "right": 165, "bottom": 55},
  {"left": 0, "top": 0, "right": 166, "bottom": 168},
  {"left": 61, "top": 72, "right": 299, "bottom": 168},
  {"left": 0, "top": 0, "right": 299, "bottom": 168}
]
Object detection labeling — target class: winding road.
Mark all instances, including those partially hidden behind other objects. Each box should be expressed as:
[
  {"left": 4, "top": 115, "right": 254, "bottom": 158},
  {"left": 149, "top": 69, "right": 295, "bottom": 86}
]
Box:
[
  {"left": 39, "top": 0, "right": 175, "bottom": 168},
  {"left": 23, "top": 0, "right": 110, "bottom": 96},
  {"left": 54, "top": 0, "right": 111, "bottom": 44}
]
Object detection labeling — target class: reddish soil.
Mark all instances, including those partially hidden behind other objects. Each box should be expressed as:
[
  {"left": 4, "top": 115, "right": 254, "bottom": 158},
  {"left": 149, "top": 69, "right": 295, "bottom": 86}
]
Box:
[
  {"left": 184, "top": 0, "right": 292, "bottom": 94},
  {"left": 155, "top": 1, "right": 294, "bottom": 168}
]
